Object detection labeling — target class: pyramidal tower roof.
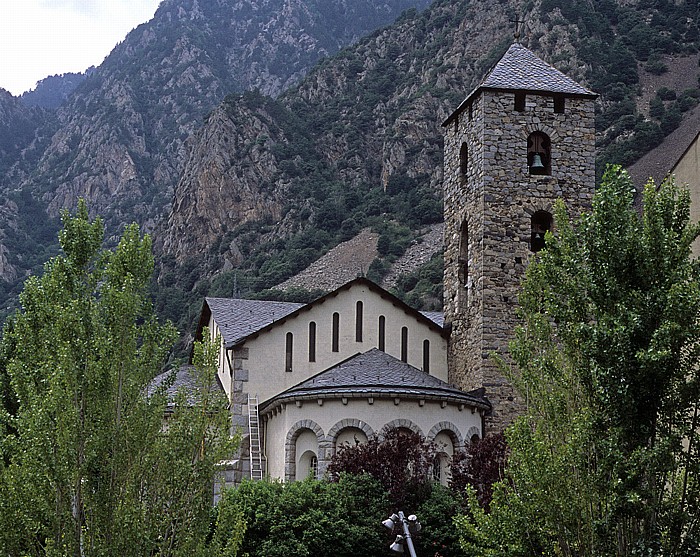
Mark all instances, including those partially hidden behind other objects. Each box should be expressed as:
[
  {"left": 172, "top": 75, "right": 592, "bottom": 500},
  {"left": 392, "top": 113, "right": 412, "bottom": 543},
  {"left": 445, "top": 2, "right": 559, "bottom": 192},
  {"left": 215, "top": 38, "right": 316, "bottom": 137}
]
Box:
[{"left": 444, "top": 42, "right": 596, "bottom": 126}]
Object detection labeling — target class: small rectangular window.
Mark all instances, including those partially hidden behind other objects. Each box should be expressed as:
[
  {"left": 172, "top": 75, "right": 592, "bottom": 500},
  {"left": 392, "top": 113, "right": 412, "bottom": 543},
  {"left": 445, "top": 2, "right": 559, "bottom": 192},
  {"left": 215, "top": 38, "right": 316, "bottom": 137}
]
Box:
[
  {"left": 355, "top": 301, "right": 363, "bottom": 342},
  {"left": 514, "top": 92, "right": 526, "bottom": 112},
  {"left": 554, "top": 94, "right": 565, "bottom": 114}
]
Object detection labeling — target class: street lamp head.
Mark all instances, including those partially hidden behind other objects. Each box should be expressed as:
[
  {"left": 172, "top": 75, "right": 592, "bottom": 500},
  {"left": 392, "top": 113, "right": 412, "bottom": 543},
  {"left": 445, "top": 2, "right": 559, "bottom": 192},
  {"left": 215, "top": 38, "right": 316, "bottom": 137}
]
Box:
[
  {"left": 383, "top": 513, "right": 400, "bottom": 530},
  {"left": 390, "top": 534, "right": 405, "bottom": 553},
  {"left": 407, "top": 514, "right": 421, "bottom": 532}
]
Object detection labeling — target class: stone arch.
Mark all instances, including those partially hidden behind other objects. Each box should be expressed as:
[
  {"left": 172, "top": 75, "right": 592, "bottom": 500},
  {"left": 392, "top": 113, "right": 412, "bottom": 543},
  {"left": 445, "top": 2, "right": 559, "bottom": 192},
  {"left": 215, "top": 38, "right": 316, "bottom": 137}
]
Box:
[
  {"left": 428, "top": 421, "right": 465, "bottom": 451},
  {"left": 285, "top": 419, "right": 328, "bottom": 481},
  {"left": 523, "top": 202, "right": 554, "bottom": 217},
  {"left": 327, "top": 418, "right": 374, "bottom": 449},
  {"left": 522, "top": 123, "right": 559, "bottom": 140},
  {"left": 466, "top": 425, "right": 481, "bottom": 444},
  {"left": 380, "top": 419, "right": 423, "bottom": 438}
]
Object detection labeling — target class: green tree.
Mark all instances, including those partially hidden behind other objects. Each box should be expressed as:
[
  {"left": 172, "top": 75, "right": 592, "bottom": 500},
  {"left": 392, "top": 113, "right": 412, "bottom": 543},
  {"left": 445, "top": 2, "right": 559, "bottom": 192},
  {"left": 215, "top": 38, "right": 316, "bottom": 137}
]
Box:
[
  {"left": 0, "top": 201, "right": 236, "bottom": 557},
  {"left": 457, "top": 166, "right": 700, "bottom": 556},
  {"left": 223, "top": 474, "right": 388, "bottom": 557}
]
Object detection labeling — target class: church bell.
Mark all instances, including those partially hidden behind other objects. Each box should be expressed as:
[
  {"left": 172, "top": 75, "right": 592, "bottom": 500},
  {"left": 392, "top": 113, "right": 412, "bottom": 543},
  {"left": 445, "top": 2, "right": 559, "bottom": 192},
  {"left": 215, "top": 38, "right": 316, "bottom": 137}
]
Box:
[{"left": 529, "top": 153, "right": 545, "bottom": 171}]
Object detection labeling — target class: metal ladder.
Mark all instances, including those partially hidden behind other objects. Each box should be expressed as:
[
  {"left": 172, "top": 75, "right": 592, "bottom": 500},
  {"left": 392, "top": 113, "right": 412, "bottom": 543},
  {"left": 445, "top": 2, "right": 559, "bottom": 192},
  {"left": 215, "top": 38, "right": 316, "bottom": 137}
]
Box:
[{"left": 247, "top": 394, "right": 264, "bottom": 481}]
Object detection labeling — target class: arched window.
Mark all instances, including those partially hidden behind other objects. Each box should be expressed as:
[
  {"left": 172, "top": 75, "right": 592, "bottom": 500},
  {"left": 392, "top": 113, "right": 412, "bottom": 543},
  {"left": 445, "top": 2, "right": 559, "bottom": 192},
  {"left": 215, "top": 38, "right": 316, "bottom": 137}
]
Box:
[
  {"left": 308, "top": 321, "right": 316, "bottom": 362},
  {"left": 285, "top": 332, "right": 293, "bottom": 372},
  {"left": 459, "top": 142, "right": 468, "bottom": 177},
  {"left": 401, "top": 327, "right": 408, "bottom": 363},
  {"left": 531, "top": 210, "right": 553, "bottom": 253},
  {"left": 355, "top": 301, "right": 363, "bottom": 342},
  {"left": 422, "top": 339, "right": 430, "bottom": 373},
  {"left": 527, "top": 131, "right": 551, "bottom": 175},
  {"left": 332, "top": 312, "right": 340, "bottom": 352},
  {"left": 297, "top": 450, "right": 318, "bottom": 480}
]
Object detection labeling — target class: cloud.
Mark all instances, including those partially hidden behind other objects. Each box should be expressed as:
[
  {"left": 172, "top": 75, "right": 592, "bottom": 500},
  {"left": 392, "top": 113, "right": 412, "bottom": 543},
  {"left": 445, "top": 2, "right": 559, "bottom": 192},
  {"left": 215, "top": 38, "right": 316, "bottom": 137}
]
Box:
[{"left": 0, "top": 0, "right": 161, "bottom": 95}]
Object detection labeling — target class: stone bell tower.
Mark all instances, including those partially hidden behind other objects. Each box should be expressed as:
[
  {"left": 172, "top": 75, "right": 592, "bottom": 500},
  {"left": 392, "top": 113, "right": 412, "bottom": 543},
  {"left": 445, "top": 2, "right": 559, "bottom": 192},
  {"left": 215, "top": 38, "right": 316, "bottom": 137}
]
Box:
[{"left": 442, "top": 42, "right": 597, "bottom": 432}]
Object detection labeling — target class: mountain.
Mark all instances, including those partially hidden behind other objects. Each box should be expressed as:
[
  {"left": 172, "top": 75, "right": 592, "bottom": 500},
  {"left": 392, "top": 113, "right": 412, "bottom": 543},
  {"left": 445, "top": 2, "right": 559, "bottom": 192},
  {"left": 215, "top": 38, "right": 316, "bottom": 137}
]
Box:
[
  {"left": 1, "top": 0, "right": 700, "bottom": 333},
  {"left": 0, "top": 0, "right": 432, "bottom": 317},
  {"left": 20, "top": 72, "right": 90, "bottom": 109},
  {"left": 155, "top": 0, "right": 700, "bottom": 333}
]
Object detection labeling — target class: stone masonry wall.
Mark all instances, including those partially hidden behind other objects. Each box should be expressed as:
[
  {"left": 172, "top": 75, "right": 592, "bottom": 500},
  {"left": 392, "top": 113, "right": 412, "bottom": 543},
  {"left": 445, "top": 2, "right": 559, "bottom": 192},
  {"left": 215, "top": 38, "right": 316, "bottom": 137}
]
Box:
[{"left": 444, "top": 90, "right": 595, "bottom": 433}]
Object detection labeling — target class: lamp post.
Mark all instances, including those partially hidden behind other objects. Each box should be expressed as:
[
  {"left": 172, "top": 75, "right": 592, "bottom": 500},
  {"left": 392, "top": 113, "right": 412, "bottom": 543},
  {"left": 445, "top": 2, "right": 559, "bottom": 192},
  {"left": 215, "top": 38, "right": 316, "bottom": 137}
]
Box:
[{"left": 382, "top": 511, "right": 421, "bottom": 557}]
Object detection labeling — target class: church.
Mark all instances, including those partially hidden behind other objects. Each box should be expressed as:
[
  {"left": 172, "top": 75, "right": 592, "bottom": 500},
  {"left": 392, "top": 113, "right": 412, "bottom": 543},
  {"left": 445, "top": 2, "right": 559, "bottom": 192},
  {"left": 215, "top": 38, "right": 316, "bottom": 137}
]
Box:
[{"left": 180, "top": 41, "right": 598, "bottom": 483}]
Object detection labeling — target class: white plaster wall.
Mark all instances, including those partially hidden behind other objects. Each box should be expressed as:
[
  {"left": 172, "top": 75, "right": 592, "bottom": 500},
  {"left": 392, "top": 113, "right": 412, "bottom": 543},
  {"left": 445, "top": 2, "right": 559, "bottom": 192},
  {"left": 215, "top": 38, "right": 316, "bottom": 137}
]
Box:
[
  {"left": 207, "top": 314, "right": 232, "bottom": 399},
  {"left": 337, "top": 427, "right": 367, "bottom": 448},
  {"left": 235, "top": 284, "right": 448, "bottom": 405},
  {"left": 262, "top": 396, "right": 483, "bottom": 480}
]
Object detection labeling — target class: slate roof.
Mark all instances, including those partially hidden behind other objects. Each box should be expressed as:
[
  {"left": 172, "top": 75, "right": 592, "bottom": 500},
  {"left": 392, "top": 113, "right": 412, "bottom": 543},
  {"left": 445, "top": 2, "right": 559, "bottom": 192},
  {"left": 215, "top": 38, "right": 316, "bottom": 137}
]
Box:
[
  {"left": 444, "top": 42, "right": 596, "bottom": 126},
  {"left": 147, "top": 365, "right": 225, "bottom": 410},
  {"left": 204, "top": 298, "right": 303, "bottom": 347},
  {"left": 420, "top": 311, "right": 444, "bottom": 327},
  {"left": 197, "top": 278, "right": 446, "bottom": 351},
  {"left": 260, "top": 348, "right": 490, "bottom": 412}
]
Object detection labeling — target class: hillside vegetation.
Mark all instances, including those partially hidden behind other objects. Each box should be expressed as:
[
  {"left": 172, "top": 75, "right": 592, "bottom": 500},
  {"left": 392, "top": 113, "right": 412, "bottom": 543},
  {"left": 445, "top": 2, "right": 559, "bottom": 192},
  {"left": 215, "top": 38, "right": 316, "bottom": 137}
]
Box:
[{"left": 1, "top": 0, "right": 699, "bottom": 341}]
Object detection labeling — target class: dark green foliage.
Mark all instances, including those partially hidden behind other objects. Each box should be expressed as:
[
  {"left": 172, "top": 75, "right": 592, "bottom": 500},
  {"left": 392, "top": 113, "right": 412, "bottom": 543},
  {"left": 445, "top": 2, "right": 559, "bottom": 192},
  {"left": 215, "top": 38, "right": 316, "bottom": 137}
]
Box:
[
  {"left": 649, "top": 95, "right": 665, "bottom": 119},
  {"left": 661, "top": 105, "right": 683, "bottom": 134},
  {"left": 645, "top": 53, "right": 668, "bottom": 74},
  {"left": 658, "top": 86, "right": 677, "bottom": 101},
  {"left": 392, "top": 253, "right": 443, "bottom": 311},
  {"left": 220, "top": 475, "right": 388, "bottom": 557}
]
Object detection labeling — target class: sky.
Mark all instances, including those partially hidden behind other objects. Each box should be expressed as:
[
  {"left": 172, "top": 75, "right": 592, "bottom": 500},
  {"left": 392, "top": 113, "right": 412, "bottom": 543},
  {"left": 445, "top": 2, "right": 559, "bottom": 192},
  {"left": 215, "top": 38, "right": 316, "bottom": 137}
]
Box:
[{"left": 0, "top": 0, "right": 162, "bottom": 96}]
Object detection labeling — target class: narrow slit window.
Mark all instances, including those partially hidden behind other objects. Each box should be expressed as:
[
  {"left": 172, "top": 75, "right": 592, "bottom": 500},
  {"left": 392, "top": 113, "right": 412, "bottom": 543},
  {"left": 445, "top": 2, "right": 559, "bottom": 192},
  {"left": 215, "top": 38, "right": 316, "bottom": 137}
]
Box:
[
  {"left": 458, "top": 220, "right": 469, "bottom": 289},
  {"left": 423, "top": 339, "right": 430, "bottom": 373},
  {"left": 378, "top": 316, "right": 386, "bottom": 351},
  {"left": 285, "top": 332, "right": 293, "bottom": 372},
  {"left": 459, "top": 143, "right": 468, "bottom": 177},
  {"left": 355, "top": 301, "right": 363, "bottom": 342},
  {"left": 332, "top": 312, "right": 340, "bottom": 352},
  {"left": 401, "top": 327, "right": 408, "bottom": 363},
  {"left": 308, "top": 321, "right": 316, "bottom": 362}
]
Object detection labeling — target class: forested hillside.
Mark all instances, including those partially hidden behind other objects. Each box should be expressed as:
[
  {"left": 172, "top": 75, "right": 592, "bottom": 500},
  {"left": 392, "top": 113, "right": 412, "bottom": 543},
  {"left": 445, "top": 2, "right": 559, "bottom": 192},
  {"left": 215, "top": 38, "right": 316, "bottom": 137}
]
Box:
[
  {"left": 0, "top": 0, "right": 431, "bottom": 320},
  {"left": 155, "top": 0, "right": 700, "bottom": 336},
  {"left": 1, "top": 0, "right": 699, "bottom": 340}
]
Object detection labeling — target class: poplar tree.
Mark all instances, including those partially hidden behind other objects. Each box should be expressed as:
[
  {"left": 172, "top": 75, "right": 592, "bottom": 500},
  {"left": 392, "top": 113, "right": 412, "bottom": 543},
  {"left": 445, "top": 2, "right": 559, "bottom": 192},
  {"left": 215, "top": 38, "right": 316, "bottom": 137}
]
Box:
[
  {"left": 458, "top": 166, "right": 700, "bottom": 556},
  {"left": 0, "top": 201, "right": 235, "bottom": 556}
]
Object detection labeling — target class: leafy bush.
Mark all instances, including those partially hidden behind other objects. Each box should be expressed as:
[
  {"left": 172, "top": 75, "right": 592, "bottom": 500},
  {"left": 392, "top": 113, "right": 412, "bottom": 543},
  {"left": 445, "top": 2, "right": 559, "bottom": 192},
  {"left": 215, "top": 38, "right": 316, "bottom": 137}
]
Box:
[
  {"left": 327, "top": 428, "right": 438, "bottom": 509},
  {"left": 218, "top": 475, "right": 388, "bottom": 557}
]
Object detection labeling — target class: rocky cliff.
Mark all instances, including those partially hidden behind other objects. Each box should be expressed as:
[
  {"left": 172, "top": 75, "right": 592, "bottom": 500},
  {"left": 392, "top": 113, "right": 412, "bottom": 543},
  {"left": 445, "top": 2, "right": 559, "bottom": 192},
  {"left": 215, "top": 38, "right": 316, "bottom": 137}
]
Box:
[
  {"left": 2, "top": 0, "right": 700, "bottom": 329},
  {"left": 0, "top": 0, "right": 431, "bottom": 310}
]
